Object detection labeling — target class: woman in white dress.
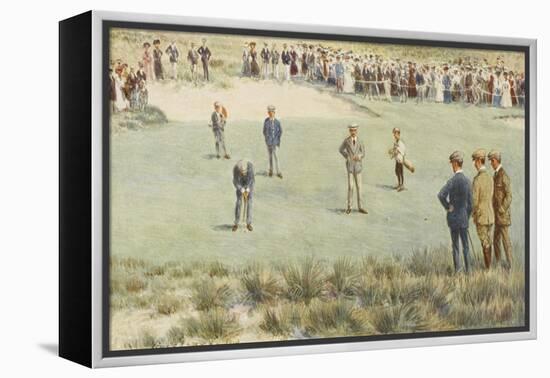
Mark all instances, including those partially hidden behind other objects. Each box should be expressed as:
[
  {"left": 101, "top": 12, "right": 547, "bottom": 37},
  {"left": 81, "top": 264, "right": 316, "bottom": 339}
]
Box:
[
  {"left": 435, "top": 71, "right": 444, "bottom": 103},
  {"left": 114, "top": 73, "right": 129, "bottom": 112},
  {"left": 343, "top": 58, "right": 355, "bottom": 94},
  {"left": 500, "top": 72, "right": 512, "bottom": 108}
]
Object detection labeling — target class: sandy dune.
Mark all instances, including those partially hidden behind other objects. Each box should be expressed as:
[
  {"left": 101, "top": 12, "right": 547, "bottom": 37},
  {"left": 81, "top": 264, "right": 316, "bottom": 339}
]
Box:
[{"left": 148, "top": 78, "right": 365, "bottom": 122}]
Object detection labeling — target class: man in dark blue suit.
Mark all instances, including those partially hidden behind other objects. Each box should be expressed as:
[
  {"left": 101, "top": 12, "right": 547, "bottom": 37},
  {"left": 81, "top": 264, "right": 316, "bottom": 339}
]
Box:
[
  {"left": 263, "top": 105, "right": 283, "bottom": 179},
  {"left": 438, "top": 151, "right": 473, "bottom": 273}
]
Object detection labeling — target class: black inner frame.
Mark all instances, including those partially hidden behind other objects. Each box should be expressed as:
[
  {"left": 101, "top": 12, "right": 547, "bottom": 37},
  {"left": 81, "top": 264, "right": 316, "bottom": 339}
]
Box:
[{"left": 102, "top": 19, "right": 531, "bottom": 358}]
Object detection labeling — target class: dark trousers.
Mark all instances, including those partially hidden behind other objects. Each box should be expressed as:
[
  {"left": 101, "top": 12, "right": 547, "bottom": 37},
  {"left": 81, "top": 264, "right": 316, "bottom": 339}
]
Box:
[
  {"left": 450, "top": 227, "right": 471, "bottom": 273},
  {"left": 395, "top": 161, "right": 404, "bottom": 186},
  {"left": 202, "top": 60, "right": 209, "bottom": 81}
]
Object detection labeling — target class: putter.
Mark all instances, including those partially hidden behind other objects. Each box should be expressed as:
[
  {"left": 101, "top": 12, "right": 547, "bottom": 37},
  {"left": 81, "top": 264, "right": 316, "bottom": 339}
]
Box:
[
  {"left": 467, "top": 229, "right": 479, "bottom": 266},
  {"left": 241, "top": 192, "right": 248, "bottom": 230}
]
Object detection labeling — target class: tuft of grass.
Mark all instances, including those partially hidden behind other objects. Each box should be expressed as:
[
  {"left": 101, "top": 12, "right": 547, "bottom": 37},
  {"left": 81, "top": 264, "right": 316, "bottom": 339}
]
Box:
[
  {"left": 368, "top": 302, "right": 430, "bottom": 334},
  {"left": 190, "top": 279, "right": 232, "bottom": 312},
  {"left": 353, "top": 275, "right": 388, "bottom": 307},
  {"left": 166, "top": 325, "right": 186, "bottom": 346},
  {"left": 125, "top": 329, "right": 166, "bottom": 349},
  {"left": 327, "top": 257, "right": 358, "bottom": 299},
  {"left": 155, "top": 294, "right": 182, "bottom": 315},
  {"left": 259, "top": 304, "right": 304, "bottom": 337},
  {"left": 144, "top": 264, "right": 166, "bottom": 277},
  {"left": 241, "top": 265, "right": 280, "bottom": 305},
  {"left": 407, "top": 247, "right": 451, "bottom": 276},
  {"left": 304, "top": 299, "right": 368, "bottom": 337},
  {"left": 283, "top": 257, "right": 326, "bottom": 304},
  {"left": 184, "top": 309, "right": 241, "bottom": 343},
  {"left": 207, "top": 261, "right": 230, "bottom": 278},
  {"left": 124, "top": 275, "right": 147, "bottom": 293}
]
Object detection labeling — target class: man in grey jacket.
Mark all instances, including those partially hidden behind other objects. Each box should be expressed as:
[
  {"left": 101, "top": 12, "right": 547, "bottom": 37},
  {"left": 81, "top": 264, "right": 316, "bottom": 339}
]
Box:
[
  {"left": 339, "top": 124, "right": 368, "bottom": 214},
  {"left": 232, "top": 160, "right": 255, "bottom": 232},
  {"left": 210, "top": 101, "right": 230, "bottom": 159}
]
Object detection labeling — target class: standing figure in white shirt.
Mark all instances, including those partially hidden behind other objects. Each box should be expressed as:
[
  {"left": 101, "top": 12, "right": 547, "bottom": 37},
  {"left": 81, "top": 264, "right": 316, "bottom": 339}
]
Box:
[{"left": 389, "top": 127, "right": 407, "bottom": 191}]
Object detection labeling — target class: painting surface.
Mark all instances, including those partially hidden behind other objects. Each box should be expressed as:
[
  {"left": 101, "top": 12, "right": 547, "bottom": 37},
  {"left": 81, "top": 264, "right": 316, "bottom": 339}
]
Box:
[{"left": 107, "top": 26, "right": 527, "bottom": 351}]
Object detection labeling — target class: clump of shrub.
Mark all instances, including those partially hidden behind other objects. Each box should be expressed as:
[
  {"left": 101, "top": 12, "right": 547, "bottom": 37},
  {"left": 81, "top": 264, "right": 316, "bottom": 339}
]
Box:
[
  {"left": 259, "top": 304, "right": 304, "bottom": 337},
  {"left": 327, "top": 257, "right": 358, "bottom": 299},
  {"left": 241, "top": 265, "right": 280, "bottom": 305},
  {"left": 208, "top": 261, "right": 230, "bottom": 278},
  {"left": 183, "top": 309, "right": 241, "bottom": 343},
  {"left": 166, "top": 325, "right": 186, "bottom": 346},
  {"left": 304, "top": 299, "right": 368, "bottom": 337},
  {"left": 155, "top": 294, "right": 182, "bottom": 315},
  {"left": 190, "top": 279, "right": 232, "bottom": 311},
  {"left": 283, "top": 257, "right": 325, "bottom": 304},
  {"left": 125, "top": 275, "right": 147, "bottom": 293}
]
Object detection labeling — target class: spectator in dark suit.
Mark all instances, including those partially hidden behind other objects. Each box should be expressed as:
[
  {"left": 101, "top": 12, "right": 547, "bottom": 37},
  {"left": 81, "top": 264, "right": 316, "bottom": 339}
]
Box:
[
  {"left": 197, "top": 38, "right": 211, "bottom": 81},
  {"left": 165, "top": 41, "right": 179, "bottom": 80},
  {"left": 438, "top": 151, "right": 473, "bottom": 273},
  {"left": 152, "top": 39, "right": 164, "bottom": 80}
]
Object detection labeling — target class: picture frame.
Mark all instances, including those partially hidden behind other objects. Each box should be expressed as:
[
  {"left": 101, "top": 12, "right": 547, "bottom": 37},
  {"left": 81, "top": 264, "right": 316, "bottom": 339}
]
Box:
[{"left": 59, "top": 10, "right": 537, "bottom": 368}]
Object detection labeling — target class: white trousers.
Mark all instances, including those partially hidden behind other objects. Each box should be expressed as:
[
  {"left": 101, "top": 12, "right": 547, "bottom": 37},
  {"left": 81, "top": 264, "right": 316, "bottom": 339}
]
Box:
[
  {"left": 347, "top": 172, "right": 363, "bottom": 209},
  {"left": 267, "top": 145, "right": 281, "bottom": 174}
]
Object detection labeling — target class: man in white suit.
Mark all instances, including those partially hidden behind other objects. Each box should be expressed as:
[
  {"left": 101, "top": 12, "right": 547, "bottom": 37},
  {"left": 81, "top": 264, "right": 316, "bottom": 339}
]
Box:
[{"left": 339, "top": 124, "right": 368, "bottom": 214}]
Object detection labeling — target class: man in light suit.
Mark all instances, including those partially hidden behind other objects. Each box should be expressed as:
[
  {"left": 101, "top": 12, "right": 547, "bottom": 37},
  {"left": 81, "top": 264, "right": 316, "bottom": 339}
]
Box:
[
  {"left": 438, "top": 151, "right": 473, "bottom": 273},
  {"left": 232, "top": 160, "right": 255, "bottom": 232},
  {"left": 339, "top": 124, "right": 368, "bottom": 214},
  {"left": 471, "top": 148, "right": 495, "bottom": 269},
  {"left": 263, "top": 105, "right": 283, "bottom": 178}
]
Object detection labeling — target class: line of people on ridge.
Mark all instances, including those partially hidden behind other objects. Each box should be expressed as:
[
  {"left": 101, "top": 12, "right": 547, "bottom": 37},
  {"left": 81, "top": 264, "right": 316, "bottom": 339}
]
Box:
[{"left": 240, "top": 41, "right": 525, "bottom": 107}]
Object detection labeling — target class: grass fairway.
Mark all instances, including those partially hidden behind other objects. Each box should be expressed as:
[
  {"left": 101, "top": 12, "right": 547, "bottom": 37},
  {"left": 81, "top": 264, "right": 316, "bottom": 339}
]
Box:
[{"left": 110, "top": 81, "right": 526, "bottom": 265}]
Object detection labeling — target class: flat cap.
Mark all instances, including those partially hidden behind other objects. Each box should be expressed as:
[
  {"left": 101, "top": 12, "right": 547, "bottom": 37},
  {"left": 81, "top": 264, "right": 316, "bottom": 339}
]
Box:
[
  {"left": 488, "top": 150, "right": 501, "bottom": 161},
  {"left": 267, "top": 105, "right": 276, "bottom": 112},
  {"left": 449, "top": 150, "right": 464, "bottom": 162},
  {"left": 348, "top": 123, "right": 359, "bottom": 129},
  {"left": 471, "top": 148, "right": 486, "bottom": 160}
]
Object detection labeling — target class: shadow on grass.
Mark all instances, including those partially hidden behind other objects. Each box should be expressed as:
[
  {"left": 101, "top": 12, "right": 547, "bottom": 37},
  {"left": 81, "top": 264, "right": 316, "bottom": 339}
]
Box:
[
  {"left": 326, "top": 208, "right": 348, "bottom": 215},
  {"left": 211, "top": 224, "right": 235, "bottom": 232},
  {"left": 375, "top": 183, "right": 397, "bottom": 191},
  {"left": 255, "top": 170, "right": 271, "bottom": 177},
  {"left": 202, "top": 153, "right": 219, "bottom": 160}
]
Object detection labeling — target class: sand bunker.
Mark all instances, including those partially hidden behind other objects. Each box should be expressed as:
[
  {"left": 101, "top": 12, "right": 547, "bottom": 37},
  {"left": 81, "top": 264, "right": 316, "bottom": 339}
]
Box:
[{"left": 147, "top": 78, "right": 365, "bottom": 123}]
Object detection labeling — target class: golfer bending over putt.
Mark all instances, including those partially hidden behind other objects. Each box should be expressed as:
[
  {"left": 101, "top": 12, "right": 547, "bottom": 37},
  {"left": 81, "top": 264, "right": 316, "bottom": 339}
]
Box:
[{"left": 233, "top": 160, "right": 255, "bottom": 232}]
